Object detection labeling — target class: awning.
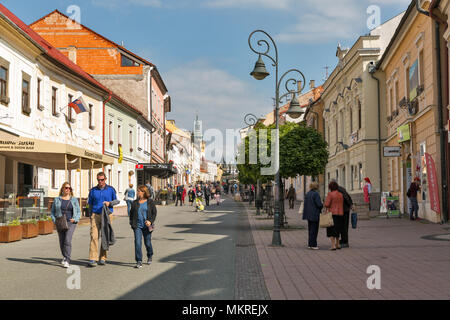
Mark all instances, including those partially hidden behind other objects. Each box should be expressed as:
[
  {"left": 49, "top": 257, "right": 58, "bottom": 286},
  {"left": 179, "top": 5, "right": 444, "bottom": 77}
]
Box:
[
  {"left": 0, "top": 130, "right": 114, "bottom": 170},
  {"left": 137, "top": 163, "right": 177, "bottom": 179}
]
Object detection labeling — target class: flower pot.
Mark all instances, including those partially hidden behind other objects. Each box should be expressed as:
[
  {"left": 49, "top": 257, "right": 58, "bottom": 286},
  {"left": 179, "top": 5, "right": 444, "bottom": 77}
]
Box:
[
  {"left": 38, "top": 220, "right": 54, "bottom": 235},
  {"left": 22, "top": 223, "right": 39, "bottom": 239},
  {"left": 0, "top": 225, "right": 23, "bottom": 243}
]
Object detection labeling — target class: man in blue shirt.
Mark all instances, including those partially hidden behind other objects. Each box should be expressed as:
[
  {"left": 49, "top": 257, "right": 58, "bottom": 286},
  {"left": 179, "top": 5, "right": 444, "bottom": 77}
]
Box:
[{"left": 88, "top": 172, "right": 117, "bottom": 267}]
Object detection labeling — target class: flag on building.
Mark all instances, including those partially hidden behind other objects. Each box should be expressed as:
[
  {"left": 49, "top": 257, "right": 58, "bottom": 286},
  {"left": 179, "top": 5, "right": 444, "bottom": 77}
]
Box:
[{"left": 68, "top": 96, "right": 88, "bottom": 114}]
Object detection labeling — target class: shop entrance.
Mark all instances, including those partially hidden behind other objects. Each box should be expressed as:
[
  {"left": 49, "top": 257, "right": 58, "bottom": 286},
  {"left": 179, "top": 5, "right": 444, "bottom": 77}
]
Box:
[{"left": 18, "top": 162, "right": 34, "bottom": 197}]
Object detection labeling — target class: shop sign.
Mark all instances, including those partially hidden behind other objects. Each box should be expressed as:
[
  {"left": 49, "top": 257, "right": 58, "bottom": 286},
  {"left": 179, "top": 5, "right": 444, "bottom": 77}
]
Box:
[
  {"left": 383, "top": 146, "right": 401, "bottom": 157},
  {"left": 397, "top": 124, "right": 411, "bottom": 143},
  {"left": 0, "top": 139, "right": 36, "bottom": 151}
]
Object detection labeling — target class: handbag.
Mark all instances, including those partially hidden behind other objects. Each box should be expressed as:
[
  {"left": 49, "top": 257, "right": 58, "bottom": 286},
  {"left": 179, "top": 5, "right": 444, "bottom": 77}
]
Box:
[
  {"left": 319, "top": 211, "right": 334, "bottom": 228},
  {"left": 55, "top": 199, "right": 70, "bottom": 232},
  {"left": 351, "top": 211, "right": 358, "bottom": 229}
]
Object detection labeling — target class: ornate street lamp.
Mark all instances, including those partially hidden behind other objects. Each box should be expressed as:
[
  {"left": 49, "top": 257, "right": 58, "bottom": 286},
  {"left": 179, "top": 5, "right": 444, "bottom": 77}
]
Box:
[{"left": 248, "top": 29, "right": 306, "bottom": 246}]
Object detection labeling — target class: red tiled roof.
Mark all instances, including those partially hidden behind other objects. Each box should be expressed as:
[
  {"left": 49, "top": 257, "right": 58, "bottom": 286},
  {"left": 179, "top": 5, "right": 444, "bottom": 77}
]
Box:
[{"left": 0, "top": 4, "right": 144, "bottom": 118}]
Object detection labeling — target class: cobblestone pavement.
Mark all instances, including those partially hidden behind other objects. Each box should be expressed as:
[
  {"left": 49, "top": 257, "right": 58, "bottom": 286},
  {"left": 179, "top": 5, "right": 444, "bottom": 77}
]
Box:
[{"left": 244, "top": 199, "right": 450, "bottom": 300}]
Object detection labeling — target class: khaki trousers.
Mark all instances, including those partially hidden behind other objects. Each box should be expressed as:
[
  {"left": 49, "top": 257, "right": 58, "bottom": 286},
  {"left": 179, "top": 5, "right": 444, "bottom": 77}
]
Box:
[{"left": 89, "top": 213, "right": 107, "bottom": 261}]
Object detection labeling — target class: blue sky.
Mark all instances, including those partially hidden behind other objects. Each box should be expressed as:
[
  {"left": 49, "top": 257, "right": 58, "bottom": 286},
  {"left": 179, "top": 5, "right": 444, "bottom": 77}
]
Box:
[{"left": 2, "top": 0, "right": 411, "bottom": 161}]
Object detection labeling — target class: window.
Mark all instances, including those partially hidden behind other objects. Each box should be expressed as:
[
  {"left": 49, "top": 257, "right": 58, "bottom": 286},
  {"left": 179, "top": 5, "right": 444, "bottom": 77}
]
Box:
[
  {"left": 336, "top": 169, "right": 339, "bottom": 182},
  {"left": 88, "top": 104, "right": 94, "bottom": 130},
  {"left": 342, "top": 166, "right": 346, "bottom": 188},
  {"left": 68, "top": 94, "right": 74, "bottom": 122},
  {"left": 37, "top": 78, "right": 43, "bottom": 110},
  {"left": 335, "top": 119, "right": 338, "bottom": 144},
  {"left": 0, "top": 59, "right": 9, "bottom": 106},
  {"left": 388, "top": 87, "right": 393, "bottom": 116},
  {"left": 118, "top": 171, "right": 122, "bottom": 193},
  {"left": 109, "top": 120, "right": 114, "bottom": 145},
  {"left": 129, "top": 129, "right": 133, "bottom": 152},
  {"left": 394, "top": 81, "right": 399, "bottom": 110},
  {"left": 359, "top": 163, "right": 363, "bottom": 189},
  {"left": 108, "top": 169, "right": 112, "bottom": 184},
  {"left": 340, "top": 111, "right": 344, "bottom": 143},
  {"left": 52, "top": 87, "right": 58, "bottom": 116},
  {"left": 117, "top": 123, "right": 122, "bottom": 145},
  {"left": 350, "top": 107, "right": 353, "bottom": 133},
  {"left": 351, "top": 165, "right": 354, "bottom": 191},
  {"left": 138, "top": 127, "right": 141, "bottom": 150},
  {"left": 419, "top": 50, "right": 424, "bottom": 86},
  {"left": 357, "top": 99, "right": 362, "bottom": 130},
  {"left": 121, "top": 54, "right": 140, "bottom": 67},
  {"left": 22, "top": 78, "right": 31, "bottom": 115}
]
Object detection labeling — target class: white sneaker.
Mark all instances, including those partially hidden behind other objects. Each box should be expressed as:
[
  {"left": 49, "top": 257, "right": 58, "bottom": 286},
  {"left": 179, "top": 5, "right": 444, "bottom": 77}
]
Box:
[
  {"left": 311, "top": 247, "right": 319, "bottom": 250},
  {"left": 61, "top": 258, "right": 66, "bottom": 265},
  {"left": 62, "top": 261, "right": 70, "bottom": 268}
]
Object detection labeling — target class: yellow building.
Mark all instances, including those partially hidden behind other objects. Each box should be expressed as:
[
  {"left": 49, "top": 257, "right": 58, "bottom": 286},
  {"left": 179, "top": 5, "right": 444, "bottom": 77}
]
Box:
[
  {"left": 377, "top": 0, "right": 447, "bottom": 223},
  {"left": 322, "top": 13, "right": 403, "bottom": 210}
]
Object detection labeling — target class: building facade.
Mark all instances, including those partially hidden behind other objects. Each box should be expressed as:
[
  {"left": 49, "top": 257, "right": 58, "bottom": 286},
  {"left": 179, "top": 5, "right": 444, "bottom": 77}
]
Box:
[
  {"left": 30, "top": 10, "right": 171, "bottom": 190},
  {"left": 322, "top": 13, "right": 403, "bottom": 210}
]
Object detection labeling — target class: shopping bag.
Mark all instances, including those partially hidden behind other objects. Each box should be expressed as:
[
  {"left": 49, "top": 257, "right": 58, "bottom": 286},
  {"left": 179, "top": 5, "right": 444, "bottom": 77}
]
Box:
[
  {"left": 319, "top": 211, "right": 334, "bottom": 228},
  {"left": 351, "top": 212, "right": 358, "bottom": 229}
]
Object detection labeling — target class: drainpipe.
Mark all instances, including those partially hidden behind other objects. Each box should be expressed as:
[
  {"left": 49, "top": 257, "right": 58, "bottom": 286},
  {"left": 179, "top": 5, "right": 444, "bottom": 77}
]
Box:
[
  {"left": 417, "top": 0, "right": 448, "bottom": 223},
  {"left": 369, "top": 63, "right": 383, "bottom": 202}
]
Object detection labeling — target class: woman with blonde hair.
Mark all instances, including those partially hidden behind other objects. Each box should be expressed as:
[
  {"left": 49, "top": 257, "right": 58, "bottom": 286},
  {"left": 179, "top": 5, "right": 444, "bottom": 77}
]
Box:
[
  {"left": 51, "top": 182, "right": 81, "bottom": 268},
  {"left": 302, "top": 181, "right": 323, "bottom": 250}
]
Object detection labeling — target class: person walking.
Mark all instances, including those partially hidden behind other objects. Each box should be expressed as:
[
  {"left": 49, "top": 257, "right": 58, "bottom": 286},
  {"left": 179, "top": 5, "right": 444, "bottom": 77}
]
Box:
[
  {"left": 407, "top": 178, "right": 421, "bottom": 220},
  {"left": 129, "top": 185, "right": 157, "bottom": 269},
  {"left": 335, "top": 181, "right": 353, "bottom": 248},
  {"left": 287, "top": 185, "right": 297, "bottom": 209},
  {"left": 215, "top": 185, "right": 221, "bottom": 205},
  {"left": 204, "top": 184, "right": 211, "bottom": 207},
  {"left": 188, "top": 186, "right": 196, "bottom": 206},
  {"left": 182, "top": 185, "right": 187, "bottom": 205},
  {"left": 302, "top": 182, "right": 323, "bottom": 250},
  {"left": 324, "top": 181, "right": 344, "bottom": 250},
  {"left": 175, "top": 185, "right": 183, "bottom": 206},
  {"left": 87, "top": 172, "right": 118, "bottom": 267},
  {"left": 124, "top": 184, "right": 136, "bottom": 217},
  {"left": 51, "top": 182, "right": 81, "bottom": 268},
  {"left": 363, "top": 177, "right": 372, "bottom": 210},
  {"left": 145, "top": 180, "right": 155, "bottom": 200}
]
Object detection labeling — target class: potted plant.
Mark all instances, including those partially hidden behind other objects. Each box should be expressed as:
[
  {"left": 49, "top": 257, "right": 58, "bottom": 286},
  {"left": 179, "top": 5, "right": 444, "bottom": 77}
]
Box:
[
  {"left": 22, "top": 219, "right": 39, "bottom": 239},
  {"left": 0, "top": 218, "right": 22, "bottom": 243},
  {"left": 38, "top": 214, "right": 54, "bottom": 235}
]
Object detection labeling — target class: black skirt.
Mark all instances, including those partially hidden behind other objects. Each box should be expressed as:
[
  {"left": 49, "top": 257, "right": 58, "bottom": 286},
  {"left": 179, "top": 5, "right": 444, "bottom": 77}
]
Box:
[{"left": 326, "top": 215, "right": 344, "bottom": 238}]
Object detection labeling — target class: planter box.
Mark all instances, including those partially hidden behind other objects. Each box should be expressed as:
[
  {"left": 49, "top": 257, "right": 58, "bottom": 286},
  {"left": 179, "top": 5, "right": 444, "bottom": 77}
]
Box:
[
  {"left": 22, "top": 223, "right": 39, "bottom": 239},
  {"left": 0, "top": 225, "right": 23, "bottom": 243},
  {"left": 38, "top": 220, "right": 54, "bottom": 235}
]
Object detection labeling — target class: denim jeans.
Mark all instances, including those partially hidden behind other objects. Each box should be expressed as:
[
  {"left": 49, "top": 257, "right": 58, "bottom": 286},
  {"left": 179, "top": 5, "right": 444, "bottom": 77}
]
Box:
[
  {"left": 126, "top": 200, "right": 133, "bottom": 217},
  {"left": 58, "top": 221, "right": 77, "bottom": 263},
  {"left": 134, "top": 227, "right": 153, "bottom": 262},
  {"left": 409, "top": 197, "right": 419, "bottom": 219}
]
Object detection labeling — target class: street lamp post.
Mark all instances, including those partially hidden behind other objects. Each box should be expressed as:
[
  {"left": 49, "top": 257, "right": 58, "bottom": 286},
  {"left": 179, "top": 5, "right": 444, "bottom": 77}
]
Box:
[{"left": 248, "top": 30, "right": 306, "bottom": 246}]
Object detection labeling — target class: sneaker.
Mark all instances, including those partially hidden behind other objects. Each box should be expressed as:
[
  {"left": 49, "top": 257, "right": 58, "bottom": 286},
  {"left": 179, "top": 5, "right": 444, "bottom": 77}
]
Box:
[
  {"left": 147, "top": 257, "right": 153, "bottom": 265},
  {"left": 311, "top": 247, "right": 319, "bottom": 250},
  {"left": 62, "top": 261, "right": 70, "bottom": 268},
  {"left": 61, "top": 258, "right": 66, "bottom": 265},
  {"left": 135, "top": 261, "right": 142, "bottom": 269},
  {"left": 88, "top": 260, "right": 97, "bottom": 267},
  {"left": 98, "top": 260, "right": 106, "bottom": 266}
]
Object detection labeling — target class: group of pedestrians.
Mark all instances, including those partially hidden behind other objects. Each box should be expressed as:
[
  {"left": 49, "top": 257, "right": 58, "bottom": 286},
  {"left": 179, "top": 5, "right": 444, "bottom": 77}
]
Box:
[
  {"left": 302, "top": 180, "right": 354, "bottom": 251},
  {"left": 51, "top": 172, "right": 157, "bottom": 270}
]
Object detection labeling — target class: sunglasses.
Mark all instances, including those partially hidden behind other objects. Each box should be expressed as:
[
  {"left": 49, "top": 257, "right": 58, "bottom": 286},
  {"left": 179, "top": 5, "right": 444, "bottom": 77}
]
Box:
[
  {"left": 97, "top": 179, "right": 105, "bottom": 182},
  {"left": 64, "top": 187, "right": 72, "bottom": 190}
]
